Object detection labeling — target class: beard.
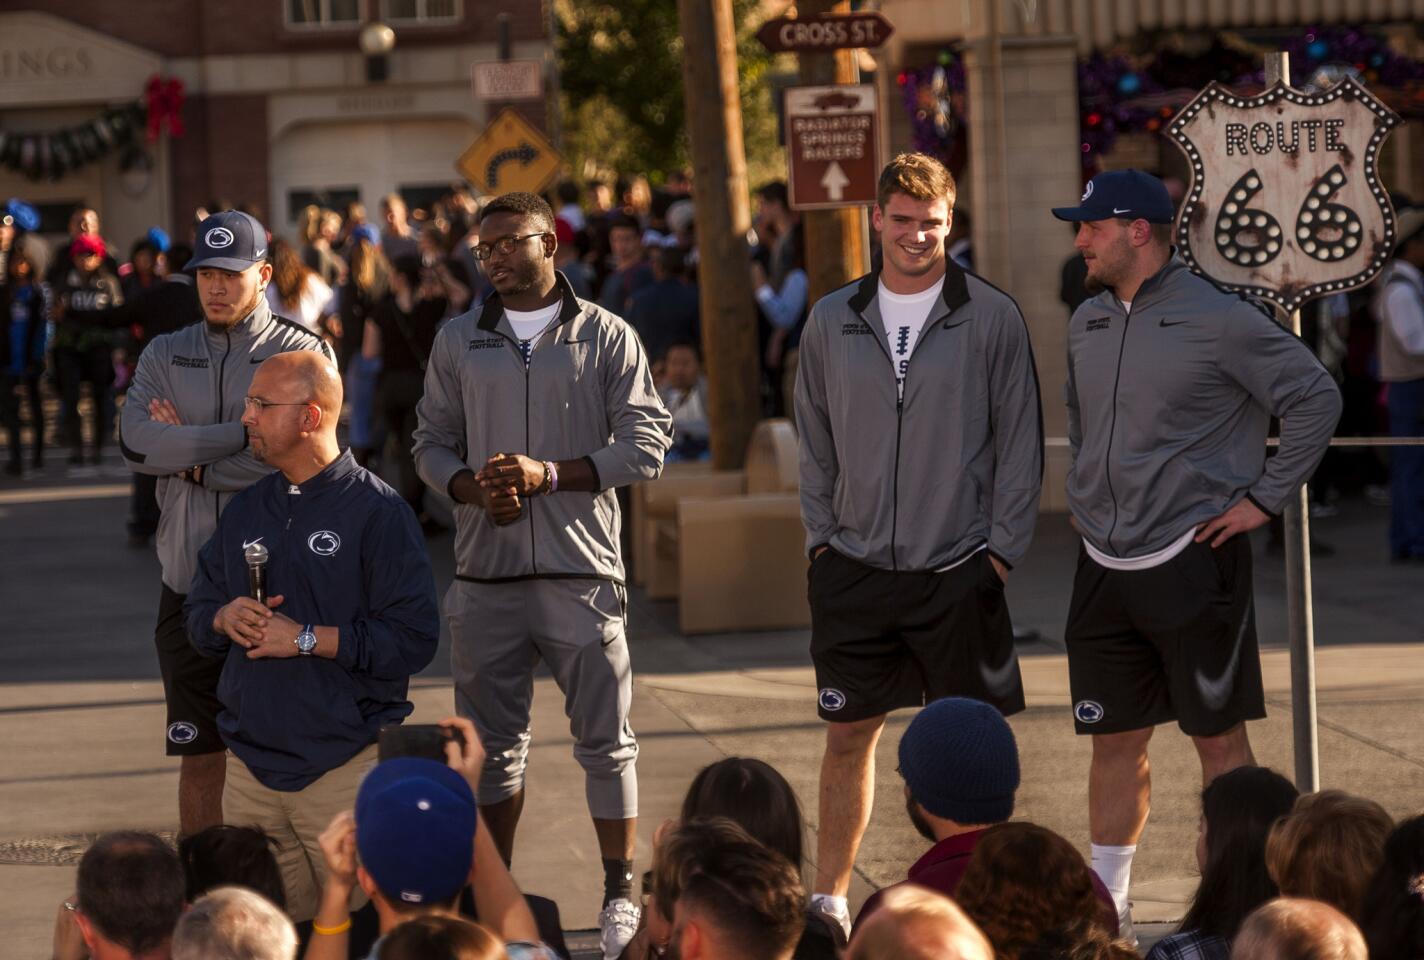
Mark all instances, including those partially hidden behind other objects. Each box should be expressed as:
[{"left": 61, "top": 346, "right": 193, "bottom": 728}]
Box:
[
  {"left": 205, "top": 285, "right": 264, "bottom": 330},
  {"left": 494, "top": 258, "right": 543, "bottom": 297},
  {"left": 1084, "top": 272, "right": 1106, "bottom": 295},
  {"left": 906, "top": 793, "right": 937, "bottom": 842}
]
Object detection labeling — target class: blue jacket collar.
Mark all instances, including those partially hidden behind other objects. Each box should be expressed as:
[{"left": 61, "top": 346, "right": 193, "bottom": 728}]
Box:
[{"left": 280, "top": 448, "right": 359, "bottom": 496}]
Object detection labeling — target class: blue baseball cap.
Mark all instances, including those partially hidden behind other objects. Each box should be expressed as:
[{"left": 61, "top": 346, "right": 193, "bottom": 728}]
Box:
[
  {"left": 1052, "top": 169, "right": 1175, "bottom": 224},
  {"left": 350, "top": 223, "right": 381, "bottom": 247},
  {"left": 188, "top": 210, "right": 269, "bottom": 272},
  {"left": 4, "top": 198, "right": 40, "bottom": 232},
  {"left": 355, "top": 757, "right": 477, "bottom": 906}
]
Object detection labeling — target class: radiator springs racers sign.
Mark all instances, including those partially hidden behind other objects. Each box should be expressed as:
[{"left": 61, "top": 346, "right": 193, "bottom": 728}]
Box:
[{"left": 1167, "top": 74, "right": 1402, "bottom": 311}]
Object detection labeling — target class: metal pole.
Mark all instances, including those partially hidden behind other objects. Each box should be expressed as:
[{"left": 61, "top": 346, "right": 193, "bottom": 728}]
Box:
[
  {"left": 1282, "top": 303, "right": 1320, "bottom": 793},
  {"left": 1263, "top": 50, "right": 1320, "bottom": 793}
]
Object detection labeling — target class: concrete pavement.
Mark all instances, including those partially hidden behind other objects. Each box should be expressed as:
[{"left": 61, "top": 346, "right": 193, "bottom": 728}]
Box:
[{"left": 2, "top": 455, "right": 1422, "bottom": 957}]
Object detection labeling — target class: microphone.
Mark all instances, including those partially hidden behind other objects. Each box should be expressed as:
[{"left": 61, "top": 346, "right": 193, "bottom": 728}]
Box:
[{"left": 245, "top": 541, "right": 269, "bottom": 605}]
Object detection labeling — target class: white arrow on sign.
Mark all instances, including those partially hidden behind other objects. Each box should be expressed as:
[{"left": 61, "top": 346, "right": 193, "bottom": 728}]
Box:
[{"left": 820, "top": 161, "right": 850, "bottom": 201}]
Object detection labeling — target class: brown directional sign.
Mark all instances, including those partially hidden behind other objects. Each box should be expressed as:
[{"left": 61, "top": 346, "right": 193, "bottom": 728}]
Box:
[
  {"left": 1167, "top": 75, "right": 1401, "bottom": 312},
  {"left": 756, "top": 12, "right": 893, "bottom": 53},
  {"left": 785, "top": 84, "right": 879, "bottom": 211}
]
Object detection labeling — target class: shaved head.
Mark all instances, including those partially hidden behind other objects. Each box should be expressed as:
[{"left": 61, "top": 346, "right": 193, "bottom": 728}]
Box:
[
  {"left": 255, "top": 351, "right": 343, "bottom": 419},
  {"left": 241, "top": 350, "right": 344, "bottom": 480}
]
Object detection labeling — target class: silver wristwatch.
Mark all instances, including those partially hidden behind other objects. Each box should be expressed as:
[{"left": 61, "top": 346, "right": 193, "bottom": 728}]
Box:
[{"left": 295, "top": 624, "right": 317, "bottom": 656}]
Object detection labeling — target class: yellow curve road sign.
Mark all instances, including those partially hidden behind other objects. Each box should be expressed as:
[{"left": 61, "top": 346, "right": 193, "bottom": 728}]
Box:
[{"left": 457, "top": 108, "right": 561, "bottom": 196}]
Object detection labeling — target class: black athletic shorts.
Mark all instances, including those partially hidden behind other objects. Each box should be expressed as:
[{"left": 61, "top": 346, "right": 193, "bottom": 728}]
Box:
[
  {"left": 155, "top": 583, "right": 225, "bottom": 756},
  {"left": 1064, "top": 533, "right": 1266, "bottom": 737},
  {"left": 808, "top": 548, "right": 1025, "bottom": 723}
]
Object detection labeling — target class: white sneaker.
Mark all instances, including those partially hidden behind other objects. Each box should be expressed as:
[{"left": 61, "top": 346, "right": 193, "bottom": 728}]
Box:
[{"left": 598, "top": 897, "right": 641, "bottom": 960}]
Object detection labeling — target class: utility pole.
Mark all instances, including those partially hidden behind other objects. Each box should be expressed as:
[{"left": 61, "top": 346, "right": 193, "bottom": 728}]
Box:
[
  {"left": 796, "top": 0, "right": 871, "bottom": 302},
  {"left": 677, "top": 0, "right": 761, "bottom": 468}
]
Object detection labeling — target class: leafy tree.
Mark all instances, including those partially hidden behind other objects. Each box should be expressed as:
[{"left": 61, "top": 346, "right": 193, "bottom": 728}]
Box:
[{"left": 556, "top": 0, "right": 785, "bottom": 189}]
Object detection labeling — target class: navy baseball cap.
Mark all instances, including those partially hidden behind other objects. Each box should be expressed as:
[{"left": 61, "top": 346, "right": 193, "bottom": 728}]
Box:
[
  {"left": 188, "top": 210, "right": 269, "bottom": 272},
  {"left": 355, "top": 757, "right": 477, "bottom": 905},
  {"left": 1052, "top": 169, "right": 1175, "bottom": 224}
]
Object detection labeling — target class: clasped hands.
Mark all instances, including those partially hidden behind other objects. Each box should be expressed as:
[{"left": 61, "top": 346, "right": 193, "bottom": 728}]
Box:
[
  {"left": 212, "top": 594, "right": 302, "bottom": 659},
  {"left": 454, "top": 453, "right": 549, "bottom": 526}
]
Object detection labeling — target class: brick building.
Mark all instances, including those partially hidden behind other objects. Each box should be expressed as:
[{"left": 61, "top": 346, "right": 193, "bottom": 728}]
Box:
[{"left": 0, "top": 0, "right": 553, "bottom": 250}]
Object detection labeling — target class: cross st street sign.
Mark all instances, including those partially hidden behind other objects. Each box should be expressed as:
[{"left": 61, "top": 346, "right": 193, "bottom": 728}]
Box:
[
  {"left": 456, "top": 108, "right": 561, "bottom": 196},
  {"left": 756, "top": 12, "right": 894, "bottom": 53},
  {"left": 1167, "top": 75, "right": 1401, "bottom": 312},
  {"left": 784, "top": 84, "right": 879, "bottom": 211}
]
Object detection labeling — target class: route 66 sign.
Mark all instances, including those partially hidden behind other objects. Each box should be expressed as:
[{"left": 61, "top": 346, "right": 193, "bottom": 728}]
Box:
[{"left": 1167, "top": 75, "right": 1401, "bottom": 312}]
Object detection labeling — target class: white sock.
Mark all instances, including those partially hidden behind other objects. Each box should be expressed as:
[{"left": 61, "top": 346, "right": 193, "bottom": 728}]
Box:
[
  {"left": 812, "top": 892, "right": 850, "bottom": 930},
  {"left": 1091, "top": 843, "right": 1137, "bottom": 941}
]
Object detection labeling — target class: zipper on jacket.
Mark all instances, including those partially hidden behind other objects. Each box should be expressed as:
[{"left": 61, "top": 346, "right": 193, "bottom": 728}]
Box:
[
  {"left": 856, "top": 311, "right": 904, "bottom": 571},
  {"left": 1103, "top": 302, "right": 1130, "bottom": 554},
  {"left": 524, "top": 341, "right": 538, "bottom": 574},
  {"left": 890, "top": 398, "right": 904, "bottom": 571},
  {"left": 213, "top": 329, "right": 231, "bottom": 527}
]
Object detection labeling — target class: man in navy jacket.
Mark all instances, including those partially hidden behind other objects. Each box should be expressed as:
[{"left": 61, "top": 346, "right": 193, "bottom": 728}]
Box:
[{"left": 185, "top": 351, "right": 439, "bottom": 922}]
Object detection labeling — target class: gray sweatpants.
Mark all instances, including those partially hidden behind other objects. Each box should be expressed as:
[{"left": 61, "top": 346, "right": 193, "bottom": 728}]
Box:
[{"left": 446, "top": 577, "right": 638, "bottom": 820}]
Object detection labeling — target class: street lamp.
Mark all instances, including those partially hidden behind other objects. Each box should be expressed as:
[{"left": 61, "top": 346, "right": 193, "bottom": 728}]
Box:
[{"left": 359, "top": 21, "right": 396, "bottom": 83}]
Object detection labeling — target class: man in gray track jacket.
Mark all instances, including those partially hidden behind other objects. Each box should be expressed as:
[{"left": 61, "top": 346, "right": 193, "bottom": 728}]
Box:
[
  {"left": 1051, "top": 170, "right": 1341, "bottom": 939},
  {"left": 795, "top": 153, "right": 1043, "bottom": 942},
  {"left": 120, "top": 210, "right": 333, "bottom": 836},
  {"left": 412, "top": 192, "right": 670, "bottom": 960}
]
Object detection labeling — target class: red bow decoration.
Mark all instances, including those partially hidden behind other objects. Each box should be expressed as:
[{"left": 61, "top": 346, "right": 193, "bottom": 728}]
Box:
[{"left": 145, "top": 75, "right": 186, "bottom": 142}]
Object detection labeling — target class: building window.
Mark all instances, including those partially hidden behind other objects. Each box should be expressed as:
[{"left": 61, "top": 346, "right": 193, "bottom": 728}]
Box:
[
  {"left": 381, "top": 0, "right": 462, "bottom": 24},
  {"left": 286, "top": 0, "right": 362, "bottom": 29},
  {"left": 287, "top": 188, "right": 361, "bottom": 224}
]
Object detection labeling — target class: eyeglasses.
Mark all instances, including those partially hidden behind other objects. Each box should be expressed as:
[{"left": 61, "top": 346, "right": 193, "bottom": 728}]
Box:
[
  {"left": 472, "top": 233, "right": 548, "bottom": 261},
  {"left": 243, "top": 396, "right": 312, "bottom": 413}
]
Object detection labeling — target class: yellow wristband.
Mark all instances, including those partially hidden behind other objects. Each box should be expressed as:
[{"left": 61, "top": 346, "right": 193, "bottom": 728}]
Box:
[{"left": 312, "top": 919, "right": 352, "bottom": 936}]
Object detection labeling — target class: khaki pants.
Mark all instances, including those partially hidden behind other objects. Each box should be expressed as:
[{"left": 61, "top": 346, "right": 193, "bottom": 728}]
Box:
[{"left": 223, "top": 745, "right": 377, "bottom": 922}]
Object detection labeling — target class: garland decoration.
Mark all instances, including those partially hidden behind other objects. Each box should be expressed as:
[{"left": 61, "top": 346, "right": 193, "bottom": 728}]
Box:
[
  {"left": 1078, "top": 27, "right": 1424, "bottom": 171},
  {"left": 0, "top": 74, "right": 187, "bottom": 182},
  {"left": 898, "top": 28, "right": 1424, "bottom": 177}
]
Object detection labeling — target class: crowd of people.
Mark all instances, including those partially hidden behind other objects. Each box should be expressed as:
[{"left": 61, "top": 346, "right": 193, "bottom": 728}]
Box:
[
  {"left": 4, "top": 145, "right": 1423, "bottom": 960},
  {"left": 48, "top": 702, "right": 1424, "bottom": 960},
  {"left": 0, "top": 171, "right": 810, "bottom": 508}
]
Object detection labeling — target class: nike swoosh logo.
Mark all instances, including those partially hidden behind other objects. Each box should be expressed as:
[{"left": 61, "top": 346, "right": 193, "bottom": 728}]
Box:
[
  {"left": 242, "top": 538, "right": 264, "bottom": 549},
  {"left": 250, "top": 355, "right": 275, "bottom": 364},
  {"left": 1195, "top": 613, "right": 1248, "bottom": 711},
  {"left": 1112, "top": 207, "right": 1131, "bottom": 214},
  {"left": 1160, "top": 319, "right": 1191, "bottom": 327},
  {"left": 980, "top": 647, "right": 1022, "bottom": 695}
]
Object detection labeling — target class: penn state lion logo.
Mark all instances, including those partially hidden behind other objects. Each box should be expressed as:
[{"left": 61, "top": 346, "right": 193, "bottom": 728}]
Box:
[
  {"left": 205, "top": 226, "right": 235, "bottom": 249},
  {"left": 1074, "top": 700, "right": 1105, "bottom": 724},
  {"left": 818, "top": 688, "right": 847, "bottom": 712},
  {"left": 308, "top": 530, "right": 341, "bottom": 556},
  {"left": 167, "top": 721, "right": 199, "bottom": 745}
]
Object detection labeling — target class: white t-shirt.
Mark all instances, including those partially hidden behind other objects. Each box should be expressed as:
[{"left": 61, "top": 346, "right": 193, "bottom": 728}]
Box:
[
  {"left": 878, "top": 277, "right": 944, "bottom": 400},
  {"left": 1083, "top": 526, "right": 1196, "bottom": 571},
  {"left": 505, "top": 302, "right": 561, "bottom": 365},
  {"left": 267, "top": 275, "right": 334, "bottom": 335},
  {"left": 1119, "top": 299, "right": 1133, "bottom": 314}
]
